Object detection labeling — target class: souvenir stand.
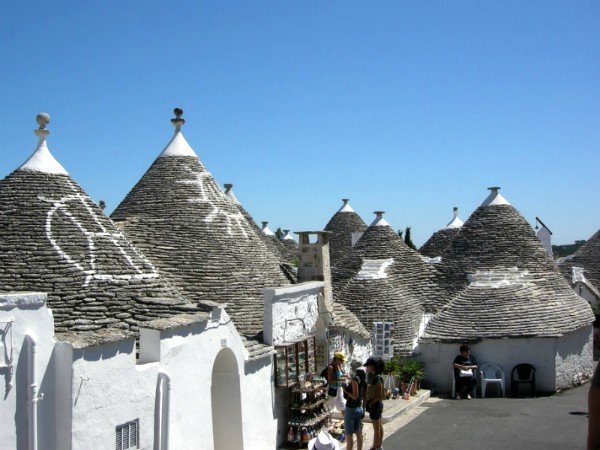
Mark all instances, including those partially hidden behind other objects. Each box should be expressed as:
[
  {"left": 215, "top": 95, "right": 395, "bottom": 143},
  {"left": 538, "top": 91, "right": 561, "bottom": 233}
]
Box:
[{"left": 275, "top": 336, "right": 332, "bottom": 448}]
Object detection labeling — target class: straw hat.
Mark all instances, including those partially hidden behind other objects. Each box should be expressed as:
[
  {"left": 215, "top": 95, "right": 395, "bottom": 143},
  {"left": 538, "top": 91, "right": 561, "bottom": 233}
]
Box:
[
  {"left": 308, "top": 431, "right": 340, "bottom": 450},
  {"left": 333, "top": 351, "right": 346, "bottom": 362}
]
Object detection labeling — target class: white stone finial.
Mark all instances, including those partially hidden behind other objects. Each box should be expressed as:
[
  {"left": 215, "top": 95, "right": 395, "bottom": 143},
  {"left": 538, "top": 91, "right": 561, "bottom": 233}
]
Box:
[
  {"left": 159, "top": 107, "right": 198, "bottom": 158},
  {"left": 224, "top": 183, "right": 241, "bottom": 205},
  {"left": 283, "top": 229, "right": 295, "bottom": 240},
  {"left": 34, "top": 113, "right": 50, "bottom": 139},
  {"left": 171, "top": 107, "right": 185, "bottom": 132},
  {"left": 445, "top": 206, "right": 464, "bottom": 229},
  {"left": 370, "top": 210, "right": 390, "bottom": 227},
  {"left": 338, "top": 198, "right": 355, "bottom": 213},
  {"left": 261, "top": 221, "right": 275, "bottom": 236},
  {"left": 481, "top": 186, "right": 511, "bottom": 207},
  {"left": 17, "top": 112, "right": 68, "bottom": 175}
]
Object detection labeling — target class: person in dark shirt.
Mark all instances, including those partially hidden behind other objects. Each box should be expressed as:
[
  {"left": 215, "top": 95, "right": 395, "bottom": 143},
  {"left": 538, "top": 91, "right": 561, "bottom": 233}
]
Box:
[{"left": 453, "top": 345, "right": 478, "bottom": 399}]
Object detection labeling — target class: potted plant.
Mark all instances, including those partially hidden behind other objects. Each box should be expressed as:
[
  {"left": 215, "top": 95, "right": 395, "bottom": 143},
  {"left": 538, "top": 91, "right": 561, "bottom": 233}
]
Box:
[{"left": 401, "top": 359, "right": 425, "bottom": 395}]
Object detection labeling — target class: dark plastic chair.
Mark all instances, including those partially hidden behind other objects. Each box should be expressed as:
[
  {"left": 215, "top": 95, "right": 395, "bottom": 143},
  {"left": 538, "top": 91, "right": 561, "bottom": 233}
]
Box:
[{"left": 511, "top": 363, "right": 536, "bottom": 397}]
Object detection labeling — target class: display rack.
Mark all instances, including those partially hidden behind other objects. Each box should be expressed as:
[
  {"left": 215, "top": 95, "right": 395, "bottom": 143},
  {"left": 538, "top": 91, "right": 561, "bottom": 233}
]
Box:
[
  {"left": 286, "top": 375, "right": 332, "bottom": 448},
  {"left": 274, "top": 336, "right": 317, "bottom": 388}
]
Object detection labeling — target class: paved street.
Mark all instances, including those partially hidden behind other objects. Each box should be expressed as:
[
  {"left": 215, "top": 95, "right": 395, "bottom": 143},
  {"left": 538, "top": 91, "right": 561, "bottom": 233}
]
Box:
[{"left": 384, "top": 383, "right": 590, "bottom": 450}]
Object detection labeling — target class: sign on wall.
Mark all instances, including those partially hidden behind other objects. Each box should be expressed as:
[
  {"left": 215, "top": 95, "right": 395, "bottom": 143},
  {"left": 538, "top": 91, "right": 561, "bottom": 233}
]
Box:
[{"left": 372, "top": 322, "right": 394, "bottom": 361}]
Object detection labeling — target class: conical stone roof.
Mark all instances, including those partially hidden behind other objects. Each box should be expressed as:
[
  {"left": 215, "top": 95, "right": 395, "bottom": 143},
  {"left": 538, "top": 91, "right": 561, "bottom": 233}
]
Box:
[
  {"left": 224, "top": 183, "right": 294, "bottom": 270},
  {"left": 324, "top": 199, "right": 367, "bottom": 267},
  {"left": 0, "top": 114, "right": 193, "bottom": 334},
  {"left": 280, "top": 230, "right": 298, "bottom": 262},
  {"left": 558, "top": 228, "right": 600, "bottom": 293},
  {"left": 111, "top": 110, "right": 290, "bottom": 338},
  {"left": 442, "top": 188, "right": 567, "bottom": 291},
  {"left": 333, "top": 211, "right": 449, "bottom": 314},
  {"left": 423, "top": 267, "right": 594, "bottom": 342},
  {"left": 420, "top": 207, "right": 463, "bottom": 258},
  {"left": 428, "top": 187, "right": 594, "bottom": 341},
  {"left": 335, "top": 260, "right": 423, "bottom": 356}
]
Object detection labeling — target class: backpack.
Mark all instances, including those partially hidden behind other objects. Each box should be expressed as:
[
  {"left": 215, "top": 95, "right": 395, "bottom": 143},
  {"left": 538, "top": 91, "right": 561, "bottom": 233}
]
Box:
[{"left": 320, "top": 365, "right": 331, "bottom": 384}]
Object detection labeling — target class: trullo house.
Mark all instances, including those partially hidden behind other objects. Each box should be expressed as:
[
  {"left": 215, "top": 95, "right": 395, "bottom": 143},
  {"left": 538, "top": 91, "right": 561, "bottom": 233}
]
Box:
[{"left": 419, "top": 187, "right": 594, "bottom": 393}]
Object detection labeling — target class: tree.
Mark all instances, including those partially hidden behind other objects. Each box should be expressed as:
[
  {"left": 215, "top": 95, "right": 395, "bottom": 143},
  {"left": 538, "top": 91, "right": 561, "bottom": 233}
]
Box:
[
  {"left": 275, "top": 227, "right": 284, "bottom": 240},
  {"left": 404, "top": 226, "right": 416, "bottom": 250}
]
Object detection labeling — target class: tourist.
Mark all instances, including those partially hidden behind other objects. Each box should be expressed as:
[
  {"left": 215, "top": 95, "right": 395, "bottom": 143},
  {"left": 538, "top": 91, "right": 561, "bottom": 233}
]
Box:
[
  {"left": 326, "top": 351, "right": 348, "bottom": 412},
  {"left": 342, "top": 361, "right": 367, "bottom": 450},
  {"left": 453, "top": 344, "right": 478, "bottom": 399},
  {"left": 365, "top": 357, "right": 385, "bottom": 450},
  {"left": 588, "top": 363, "right": 600, "bottom": 450},
  {"left": 308, "top": 430, "right": 340, "bottom": 450}
]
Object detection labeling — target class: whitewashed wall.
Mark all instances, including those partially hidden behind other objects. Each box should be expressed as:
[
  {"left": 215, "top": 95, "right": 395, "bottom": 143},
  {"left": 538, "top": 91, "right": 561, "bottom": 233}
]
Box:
[
  {"left": 69, "top": 338, "right": 158, "bottom": 449},
  {"left": 0, "top": 293, "right": 55, "bottom": 450},
  {"left": 575, "top": 282, "right": 599, "bottom": 306},
  {"left": 65, "top": 307, "right": 278, "bottom": 450},
  {"left": 263, "top": 282, "right": 323, "bottom": 345},
  {"left": 418, "top": 335, "right": 593, "bottom": 394},
  {"left": 554, "top": 326, "right": 593, "bottom": 390}
]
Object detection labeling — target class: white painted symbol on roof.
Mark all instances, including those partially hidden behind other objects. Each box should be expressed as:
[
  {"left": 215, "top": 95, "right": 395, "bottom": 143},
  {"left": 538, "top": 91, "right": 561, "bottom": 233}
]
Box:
[
  {"left": 40, "top": 179, "right": 159, "bottom": 286},
  {"left": 177, "top": 166, "right": 251, "bottom": 239}
]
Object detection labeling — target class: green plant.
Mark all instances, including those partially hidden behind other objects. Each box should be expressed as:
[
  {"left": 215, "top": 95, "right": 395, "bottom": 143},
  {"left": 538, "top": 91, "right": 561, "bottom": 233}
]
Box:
[
  {"left": 399, "top": 358, "right": 424, "bottom": 383},
  {"left": 384, "top": 357, "right": 402, "bottom": 377}
]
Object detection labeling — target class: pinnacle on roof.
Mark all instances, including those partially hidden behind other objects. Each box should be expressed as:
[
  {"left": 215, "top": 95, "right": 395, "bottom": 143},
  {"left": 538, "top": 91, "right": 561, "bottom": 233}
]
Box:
[
  {"left": 282, "top": 229, "right": 295, "bottom": 241},
  {"left": 0, "top": 113, "right": 193, "bottom": 334},
  {"left": 224, "top": 183, "right": 241, "bottom": 205},
  {"left": 261, "top": 221, "right": 275, "bottom": 236},
  {"left": 17, "top": 113, "right": 68, "bottom": 175},
  {"left": 158, "top": 108, "right": 198, "bottom": 158},
  {"left": 370, "top": 211, "right": 390, "bottom": 227},
  {"left": 445, "top": 207, "right": 464, "bottom": 229},
  {"left": 111, "top": 108, "right": 291, "bottom": 338},
  {"left": 337, "top": 198, "right": 355, "bottom": 213},
  {"left": 481, "top": 186, "right": 511, "bottom": 207},
  {"left": 419, "top": 207, "right": 463, "bottom": 258},
  {"left": 324, "top": 198, "right": 367, "bottom": 267}
]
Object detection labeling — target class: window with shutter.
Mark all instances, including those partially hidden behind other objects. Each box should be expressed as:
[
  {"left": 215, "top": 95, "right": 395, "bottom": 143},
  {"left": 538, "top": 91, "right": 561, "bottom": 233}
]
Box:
[{"left": 115, "top": 420, "right": 139, "bottom": 450}]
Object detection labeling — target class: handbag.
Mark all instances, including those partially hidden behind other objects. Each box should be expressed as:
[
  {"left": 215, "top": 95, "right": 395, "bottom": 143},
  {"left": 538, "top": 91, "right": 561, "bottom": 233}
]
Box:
[
  {"left": 459, "top": 369, "right": 473, "bottom": 378},
  {"left": 327, "top": 385, "right": 338, "bottom": 397}
]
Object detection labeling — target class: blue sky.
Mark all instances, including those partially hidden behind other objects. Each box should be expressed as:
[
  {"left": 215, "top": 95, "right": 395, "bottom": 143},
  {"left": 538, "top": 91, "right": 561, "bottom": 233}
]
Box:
[{"left": 1, "top": 1, "right": 598, "bottom": 245}]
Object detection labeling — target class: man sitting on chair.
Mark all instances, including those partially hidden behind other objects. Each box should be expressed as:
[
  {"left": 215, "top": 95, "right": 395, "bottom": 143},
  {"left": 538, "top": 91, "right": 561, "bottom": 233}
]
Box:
[{"left": 453, "top": 345, "right": 478, "bottom": 399}]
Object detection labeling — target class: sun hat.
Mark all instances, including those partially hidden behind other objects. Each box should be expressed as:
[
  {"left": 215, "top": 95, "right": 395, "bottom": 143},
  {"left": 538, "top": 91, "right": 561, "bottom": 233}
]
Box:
[
  {"left": 308, "top": 431, "right": 340, "bottom": 450},
  {"left": 333, "top": 351, "right": 346, "bottom": 362},
  {"left": 350, "top": 360, "right": 363, "bottom": 371}
]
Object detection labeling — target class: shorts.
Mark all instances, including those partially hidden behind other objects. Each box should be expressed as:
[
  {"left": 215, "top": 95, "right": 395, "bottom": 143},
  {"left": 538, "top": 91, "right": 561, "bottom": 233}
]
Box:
[
  {"left": 344, "top": 407, "right": 364, "bottom": 435},
  {"left": 368, "top": 401, "right": 384, "bottom": 421}
]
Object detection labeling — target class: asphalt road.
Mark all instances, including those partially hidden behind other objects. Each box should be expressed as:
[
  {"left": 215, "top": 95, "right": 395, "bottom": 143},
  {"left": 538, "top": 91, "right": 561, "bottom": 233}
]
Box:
[{"left": 385, "top": 382, "right": 590, "bottom": 450}]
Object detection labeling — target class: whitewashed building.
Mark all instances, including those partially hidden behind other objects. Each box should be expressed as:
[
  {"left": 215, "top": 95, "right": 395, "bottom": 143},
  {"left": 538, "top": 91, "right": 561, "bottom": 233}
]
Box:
[
  {"left": 0, "top": 112, "right": 371, "bottom": 450},
  {"left": 419, "top": 188, "right": 594, "bottom": 393}
]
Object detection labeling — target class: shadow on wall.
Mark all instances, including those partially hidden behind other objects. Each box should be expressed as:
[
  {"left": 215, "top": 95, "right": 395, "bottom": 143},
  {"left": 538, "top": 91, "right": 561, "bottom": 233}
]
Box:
[
  {"left": 79, "top": 340, "right": 133, "bottom": 362},
  {"left": 15, "top": 340, "right": 27, "bottom": 450}
]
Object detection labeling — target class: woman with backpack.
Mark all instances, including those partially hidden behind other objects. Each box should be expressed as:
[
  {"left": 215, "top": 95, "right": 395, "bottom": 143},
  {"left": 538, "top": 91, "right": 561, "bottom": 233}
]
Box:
[
  {"left": 342, "top": 361, "right": 367, "bottom": 450},
  {"left": 325, "top": 351, "right": 348, "bottom": 412},
  {"left": 365, "top": 357, "right": 385, "bottom": 450}
]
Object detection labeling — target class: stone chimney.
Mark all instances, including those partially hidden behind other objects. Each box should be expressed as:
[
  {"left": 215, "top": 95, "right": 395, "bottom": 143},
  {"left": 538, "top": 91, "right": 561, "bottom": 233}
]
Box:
[{"left": 296, "top": 231, "right": 333, "bottom": 310}]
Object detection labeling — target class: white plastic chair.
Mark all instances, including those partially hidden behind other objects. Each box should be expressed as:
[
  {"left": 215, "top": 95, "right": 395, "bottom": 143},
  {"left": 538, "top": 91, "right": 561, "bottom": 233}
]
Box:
[
  {"left": 451, "top": 369, "right": 476, "bottom": 398},
  {"left": 479, "top": 363, "right": 505, "bottom": 398}
]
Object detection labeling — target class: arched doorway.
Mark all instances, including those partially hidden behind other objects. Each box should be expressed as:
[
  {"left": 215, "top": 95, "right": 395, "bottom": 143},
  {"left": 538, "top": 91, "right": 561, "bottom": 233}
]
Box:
[{"left": 211, "top": 347, "right": 244, "bottom": 450}]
